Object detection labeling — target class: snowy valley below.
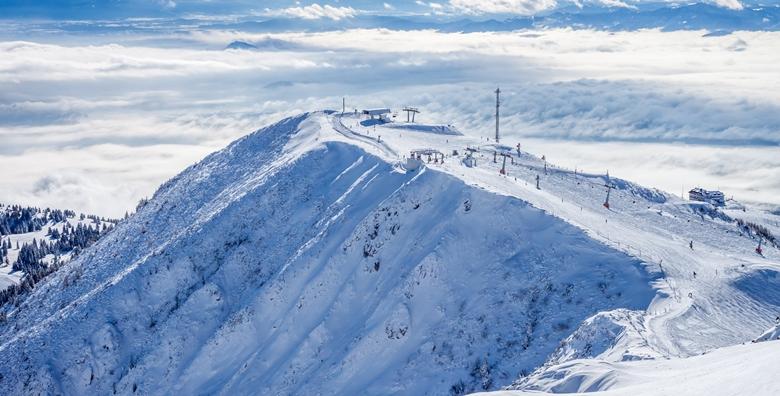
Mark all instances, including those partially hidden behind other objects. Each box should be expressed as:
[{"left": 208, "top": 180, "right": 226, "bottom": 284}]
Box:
[{"left": 0, "top": 111, "right": 777, "bottom": 395}]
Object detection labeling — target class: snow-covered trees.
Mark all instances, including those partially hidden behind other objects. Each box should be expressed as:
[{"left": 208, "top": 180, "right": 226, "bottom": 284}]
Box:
[
  {"left": 0, "top": 205, "right": 46, "bottom": 235},
  {"left": 0, "top": 205, "right": 78, "bottom": 236},
  {"left": 736, "top": 218, "right": 777, "bottom": 247},
  {"left": 0, "top": 203, "right": 117, "bottom": 307}
]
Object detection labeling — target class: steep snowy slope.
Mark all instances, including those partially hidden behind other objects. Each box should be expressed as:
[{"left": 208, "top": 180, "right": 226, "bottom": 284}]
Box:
[
  {"left": 0, "top": 112, "right": 656, "bottom": 395},
  {"left": 341, "top": 113, "right": 780, "bottom": 394}
]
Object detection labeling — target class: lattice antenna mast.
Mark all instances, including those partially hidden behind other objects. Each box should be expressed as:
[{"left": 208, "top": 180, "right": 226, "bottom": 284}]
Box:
[{"left": 495, "top": 87, "right": 501, "bottom": 143}]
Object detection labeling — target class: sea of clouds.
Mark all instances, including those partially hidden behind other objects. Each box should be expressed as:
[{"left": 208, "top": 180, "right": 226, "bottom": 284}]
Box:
[{"left": 1, "top": 23, "right": 778, "bottom": 216}]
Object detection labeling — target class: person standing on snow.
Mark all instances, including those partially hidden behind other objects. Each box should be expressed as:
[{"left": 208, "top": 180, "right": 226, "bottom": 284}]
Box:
[{"left": 690, "top": 241, "right": 694, "bottom": 250}]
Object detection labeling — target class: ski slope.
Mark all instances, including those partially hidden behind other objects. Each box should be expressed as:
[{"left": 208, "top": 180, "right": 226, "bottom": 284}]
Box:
[
  {"left": 339, "top": 112, "right": 780, "bottom": 393},
  {"left": 345, "top": 111, "right": 779, "bottom": 352},
  {"left": 0, "top": 111, "right": 777, "bottom": 395}
]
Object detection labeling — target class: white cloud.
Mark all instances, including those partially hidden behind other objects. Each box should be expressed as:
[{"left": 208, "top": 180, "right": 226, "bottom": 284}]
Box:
[
  {"left": 449, "top": 0, "right": 558, "bottom": 15},
  {"left": 597, "top": 0, "right": 635, "bottom": 9},
  {"left": 384, "top": 3, "right": 395, "bottom": 10},
  {"left": 520, "top": 138, "right": 780, "bottom": 206},
  {"left": 0, "top": 144, "right": 213, "bottom": 217},
  {"left": 2, "top": 27, "right": 780, "bottom": 216},
  {"left": 711, "top": 0, "right": 743, "bottom": 10},
  {"left": 446, "top": 0, "right": 744, "bottom": 14},
  {"left": 415, "top": 1, "right": 448, "bottom": 15},
  {"left": 267, "top": 4, "right": 358, "bottom": 21},
  {"left": 158, "top": 0, "right": 176, "bottom": 9}
]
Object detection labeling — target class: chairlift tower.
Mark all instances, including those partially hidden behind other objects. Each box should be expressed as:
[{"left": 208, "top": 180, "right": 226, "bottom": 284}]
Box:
[
  {"left": 604, "top": 183, "right": 616, "bottom": 209},
  {"left": 499, "top": 153, "right": 512, "bottom": 175},
  {"left": 403, "top": 107, "right": 420, "bottom": 123},
  {"left": 495, "top": 87, "right": 501, "bottom": 144}
]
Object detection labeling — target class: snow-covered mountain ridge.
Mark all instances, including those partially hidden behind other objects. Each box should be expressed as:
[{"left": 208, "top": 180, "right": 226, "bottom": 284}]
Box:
[{"left": 0, "top": 111, "right": 777, "bottom": 395}]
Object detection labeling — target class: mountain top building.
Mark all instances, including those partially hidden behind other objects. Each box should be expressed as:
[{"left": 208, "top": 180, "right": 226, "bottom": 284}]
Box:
[{"left": 689, "top": 187, "right": 725, "bottom": 206}]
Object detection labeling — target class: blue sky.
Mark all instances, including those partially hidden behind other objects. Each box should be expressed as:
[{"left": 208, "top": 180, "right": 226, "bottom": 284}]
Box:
[
  {"left": 4, "top": 1, "right": 381, "bottom": 19},
  {"left": 1, "top": 0, "right": 776, "bottom": 20}
]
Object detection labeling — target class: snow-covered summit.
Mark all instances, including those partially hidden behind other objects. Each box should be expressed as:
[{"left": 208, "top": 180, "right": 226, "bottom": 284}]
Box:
[{"left": 0, "top": 111, "right": 777, "bottom": 395}]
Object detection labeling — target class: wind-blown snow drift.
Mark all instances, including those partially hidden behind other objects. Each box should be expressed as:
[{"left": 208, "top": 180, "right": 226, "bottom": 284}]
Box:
[
  {"left": 0, "top": 112, "right": 655, "bottom": 395},
  {"left": 472, "top": 340, "right": 780, "bottom": 396}
]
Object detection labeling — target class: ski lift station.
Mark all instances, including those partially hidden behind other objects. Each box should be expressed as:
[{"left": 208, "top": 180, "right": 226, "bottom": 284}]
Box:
[
  {"left": 362, "top": 108, "right": 391, "bottom": 120},
  {"left": 410, "top": 149, "right": 445, "bottom": 163},
  {"left": 689, "top": 187, "right": 725, "bottom": 207},
  {"left": 406, "top": 148, "right": 444, "bottom": 171}
]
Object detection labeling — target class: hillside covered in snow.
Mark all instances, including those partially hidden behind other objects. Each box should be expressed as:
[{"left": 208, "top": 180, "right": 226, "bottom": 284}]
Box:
[
  {"left": 0, "top": 112, "right": 777, "bottom": 395},
  {"left": 0, "top": 204, "right": 117, "bottom": 307}
]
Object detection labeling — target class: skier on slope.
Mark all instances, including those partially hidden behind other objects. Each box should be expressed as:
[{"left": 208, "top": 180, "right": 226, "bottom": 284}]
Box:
[{"left": 690, "top": 241, "right": 694, "bottom": 250}]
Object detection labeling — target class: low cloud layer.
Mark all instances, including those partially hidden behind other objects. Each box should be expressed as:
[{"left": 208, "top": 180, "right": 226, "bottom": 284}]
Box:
[
  {"left": 0, "top": 27, "right": 778, "bottom": 216},
  {"left": 521, "top": 138, "right": 780, "bottom": 205}
]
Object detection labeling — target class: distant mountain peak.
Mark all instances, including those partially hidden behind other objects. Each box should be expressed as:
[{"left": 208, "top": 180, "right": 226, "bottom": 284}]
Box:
[{"left": 225, "top": 40, "right": 257, "bottom": 50}]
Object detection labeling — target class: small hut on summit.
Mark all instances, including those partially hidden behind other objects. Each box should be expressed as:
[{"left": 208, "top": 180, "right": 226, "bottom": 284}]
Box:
[{"left": 689, "top": 188, "right": 725, "bottom": 207}]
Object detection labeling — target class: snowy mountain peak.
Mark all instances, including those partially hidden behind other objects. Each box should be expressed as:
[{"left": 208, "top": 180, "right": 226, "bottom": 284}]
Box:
[{"left": 0, "top": 111, "right": 777, "bottom": 395}]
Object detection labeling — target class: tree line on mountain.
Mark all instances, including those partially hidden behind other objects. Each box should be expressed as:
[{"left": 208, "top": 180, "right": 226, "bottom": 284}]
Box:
[
  {"left": 0, "top": 204, "right": 76, "bottom": 236},
  {"left": 736, "top": 218, "right": 777, "bottom": 247},
  {"left": 0, "top": 203, "right": 118, "bottom": 309},
  {"left": 11, "top": 221, "right": 110, "bottom": 272}
]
